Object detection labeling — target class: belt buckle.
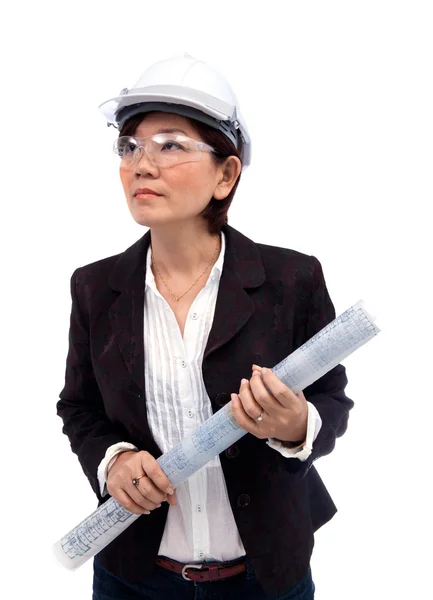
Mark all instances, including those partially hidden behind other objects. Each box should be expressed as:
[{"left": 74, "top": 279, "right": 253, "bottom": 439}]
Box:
[{"left": 181, "top": 563, "right": 203, "bottom": 581}]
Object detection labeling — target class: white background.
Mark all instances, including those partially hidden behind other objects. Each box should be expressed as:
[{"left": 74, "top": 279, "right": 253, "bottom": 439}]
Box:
[{"left": 1, "top": 1, "right": 432, "bottom": 598}]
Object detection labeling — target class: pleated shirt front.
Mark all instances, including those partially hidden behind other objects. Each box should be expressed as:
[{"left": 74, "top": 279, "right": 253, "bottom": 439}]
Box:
[{"left": 143, "top": 232, "right": 246, "bottom": 562}]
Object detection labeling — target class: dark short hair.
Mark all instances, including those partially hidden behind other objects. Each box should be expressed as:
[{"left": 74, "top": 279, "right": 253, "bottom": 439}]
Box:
[{"left": 118, "top": 112, "right": 243, "bottom": 235}]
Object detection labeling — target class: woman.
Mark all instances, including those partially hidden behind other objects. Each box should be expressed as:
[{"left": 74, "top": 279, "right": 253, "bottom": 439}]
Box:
[{"left": 57, "top": 53, "right": 354, "bottom": 600}]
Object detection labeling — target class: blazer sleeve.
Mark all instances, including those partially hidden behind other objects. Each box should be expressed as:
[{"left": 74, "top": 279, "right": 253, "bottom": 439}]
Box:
[
  {"left": 56, "top": 268, "right": 129, "bottom": 501},
  {"left": 281, "top": 255, "right": 355, "bottom": 478}
]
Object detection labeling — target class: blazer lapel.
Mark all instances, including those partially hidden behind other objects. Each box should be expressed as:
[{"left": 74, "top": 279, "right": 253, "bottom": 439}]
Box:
[
  {"left": 204, "top": 225, "right": 265, "bottom": 359},
  {"left": 108, "top": 230, "right": 151, "bottom": 394}
]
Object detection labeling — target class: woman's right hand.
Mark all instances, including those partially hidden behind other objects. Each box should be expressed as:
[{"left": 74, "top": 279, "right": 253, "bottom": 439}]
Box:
[{"left": 107, "top": 450, "right": 177, "bottom": 515}]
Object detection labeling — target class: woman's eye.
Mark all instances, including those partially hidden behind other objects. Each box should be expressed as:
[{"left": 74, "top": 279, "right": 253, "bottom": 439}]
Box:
[
  {"left": 161, "top": 141, "right": 183, "bottom": 151},
  {"left": 119, "top": 143, "right": 136, "bottom": 156}
]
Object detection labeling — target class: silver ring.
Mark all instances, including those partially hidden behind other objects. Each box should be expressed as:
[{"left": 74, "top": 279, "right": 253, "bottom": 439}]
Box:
[
  {"left": 132, "top": 475, "right": 145, "bottom": 487},
  {"left": 256, "top": 412, "right": 263, "bottom": 422}
]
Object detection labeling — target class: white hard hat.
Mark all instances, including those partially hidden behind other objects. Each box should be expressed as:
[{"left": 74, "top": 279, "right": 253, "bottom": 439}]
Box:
[{"left": 99, "top": 53, "right": 251, "bottom": 170}]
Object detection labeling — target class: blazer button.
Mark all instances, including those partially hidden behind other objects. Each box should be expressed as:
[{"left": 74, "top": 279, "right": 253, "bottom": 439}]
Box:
[
  {"left": 215, "top": 392, "right": 230, "bottom": 407},
  {"left": 225, "top": 444, "right": 240, "bottom": 459},
  {"left": 237, "top": 494, "right": 250, "bottom": 508}
]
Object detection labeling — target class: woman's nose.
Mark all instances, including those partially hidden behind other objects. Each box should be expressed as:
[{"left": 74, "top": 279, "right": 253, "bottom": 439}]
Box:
[{"left": 133, "top": 146, "right": 159, "bottom": 176}]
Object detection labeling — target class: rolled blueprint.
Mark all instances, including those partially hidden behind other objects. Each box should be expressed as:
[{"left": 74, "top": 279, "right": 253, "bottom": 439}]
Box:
[{"left": 53, "top": 299, "right": 380, "bottom": 570}]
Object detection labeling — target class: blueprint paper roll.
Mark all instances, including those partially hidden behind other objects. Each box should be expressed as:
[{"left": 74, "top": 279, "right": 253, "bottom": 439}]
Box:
[{"left": 53, "top": 299, "right": 380, "bottom": 570}]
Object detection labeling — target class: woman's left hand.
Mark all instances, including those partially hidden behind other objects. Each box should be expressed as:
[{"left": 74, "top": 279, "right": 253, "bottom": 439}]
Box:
[{"left": 231, "top": 365, "right": 308, "bottom": 443}]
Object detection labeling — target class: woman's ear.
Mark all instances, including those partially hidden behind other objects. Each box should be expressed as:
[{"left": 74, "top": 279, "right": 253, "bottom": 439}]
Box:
[{"left": 213, "top": 156, "right": 242, "bottom": 200}]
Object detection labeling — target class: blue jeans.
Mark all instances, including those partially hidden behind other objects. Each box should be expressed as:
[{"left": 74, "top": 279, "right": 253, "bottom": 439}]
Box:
[{"left": 92, "top": 556, "right": 315, "bottom": 599}]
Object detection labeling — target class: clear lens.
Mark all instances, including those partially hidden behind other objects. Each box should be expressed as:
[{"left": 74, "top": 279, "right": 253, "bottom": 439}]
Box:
[{"left": 113, "top": 133, "right": 213, "bottom": 168}]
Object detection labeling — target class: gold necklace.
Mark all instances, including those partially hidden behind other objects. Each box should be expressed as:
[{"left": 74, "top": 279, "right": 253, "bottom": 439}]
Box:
[{"left": 151, "top": 236, "right": 220, "bottom": 302}]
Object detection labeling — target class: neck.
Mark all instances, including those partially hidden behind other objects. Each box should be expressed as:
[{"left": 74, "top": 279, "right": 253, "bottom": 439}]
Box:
[{"left": 149, "top": 221, "right": 221, "bottom": 278}]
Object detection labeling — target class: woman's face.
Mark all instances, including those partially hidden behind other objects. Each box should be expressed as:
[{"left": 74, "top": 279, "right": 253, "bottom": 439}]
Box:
[{"left": 119, "top": 112, "right": 229, "bottom": 230}]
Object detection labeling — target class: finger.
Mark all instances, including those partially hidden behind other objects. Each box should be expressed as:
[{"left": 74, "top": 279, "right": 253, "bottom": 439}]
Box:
[
  {"left": 113, "top": 487, "right": 151, "bottom": 515},
  {"left": 248, "top": 369, "right": 282, "bottom": 417},
  {"left": 132, "top": 476, "right": 168, "bottom": 507},
  {"left": 141, "top": 452, "right": 175, "bottom": 496},
  {"left": 108, "top": 475, "right": 164, "bottom": 511},
  {"left": 238, "top": 378, "right": 263, "bottom": 420},
  {"left": 126, "top": 479, "right": 177, "bottom": 509},
  {"left": 167, "top": 490, "right": 178, "bottom": 507},
  {"left": 257, "top": 368, "right": 298, "bottom": 409},
  {"left": 231, "top": 393, "right": 263, "bottom": 437}
]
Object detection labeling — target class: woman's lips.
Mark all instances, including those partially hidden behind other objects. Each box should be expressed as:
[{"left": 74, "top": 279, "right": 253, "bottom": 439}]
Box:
[
  {"left": 134, "top": 187, "right": 161, "bottom": 196},
  {"left": 134, "top": 188, "right": 162, "bottom": 199},
  {"left": 135, "top": 193, "right": 160, "bottom": 199}
]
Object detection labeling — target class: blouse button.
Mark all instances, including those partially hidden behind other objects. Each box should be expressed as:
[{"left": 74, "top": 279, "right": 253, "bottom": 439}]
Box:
[
  {"left": 191, "top": 312, "right": 198, "bottom": 320},
  {"left": 181, "top": 360, "right": 187, "bottom": 368}
]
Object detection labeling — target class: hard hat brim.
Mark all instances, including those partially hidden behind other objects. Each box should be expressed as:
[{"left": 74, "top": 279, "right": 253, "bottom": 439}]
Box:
[
  {"left": 100, "top": 85, "right": 236, "bottom": 126},
  {"left": 99, "top": 84, "right": 251, "bottom": 168}
]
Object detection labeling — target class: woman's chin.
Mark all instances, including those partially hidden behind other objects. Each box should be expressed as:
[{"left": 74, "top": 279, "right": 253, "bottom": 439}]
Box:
[
  {"left": 131, "top": 212, "right": 169, "bottom": 228},
  {"left": 132, "top": 215, "right": 155, "bottom": 227}
]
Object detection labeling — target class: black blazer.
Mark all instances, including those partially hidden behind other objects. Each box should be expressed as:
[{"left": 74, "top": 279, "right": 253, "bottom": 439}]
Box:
[{"left": 57, "top": 223, "right": 354, "bottom": 596}]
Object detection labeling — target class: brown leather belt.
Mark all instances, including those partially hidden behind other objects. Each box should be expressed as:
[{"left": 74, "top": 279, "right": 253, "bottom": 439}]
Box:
[{"left": 155, "top": 555, "right": 247, "bottom": 582}]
